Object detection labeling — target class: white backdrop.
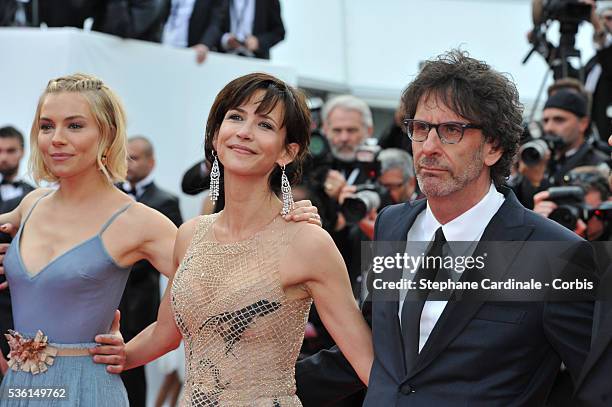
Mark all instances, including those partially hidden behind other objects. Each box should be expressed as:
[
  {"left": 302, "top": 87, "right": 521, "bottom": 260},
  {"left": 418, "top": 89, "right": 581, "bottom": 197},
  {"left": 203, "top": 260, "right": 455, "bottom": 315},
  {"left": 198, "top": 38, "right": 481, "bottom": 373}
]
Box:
[
  {"left": 274, "top": 0, "right": 598, "bottom": 107},
  {"left": 0, "top": 27, "right": 296, "bottom": 218}
]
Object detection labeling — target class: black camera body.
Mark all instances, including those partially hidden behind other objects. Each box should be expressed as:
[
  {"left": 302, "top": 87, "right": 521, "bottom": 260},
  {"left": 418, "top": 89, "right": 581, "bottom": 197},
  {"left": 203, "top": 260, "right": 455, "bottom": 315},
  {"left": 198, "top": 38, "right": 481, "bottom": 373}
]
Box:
[
  {"left": 588, "top": 201, "right": 612, "bottom": 222},
  {"left": 520, "top": 133, "right": 566, "bottom": 166},
  {"left": 547, "top": 186, "right": 587, "bottom": 230},
  {"left": 542, "top": 0, "right": 592, "bottom": 25},
  {"left": 340, "top": 141, "right": 388, "bottom": 224}
]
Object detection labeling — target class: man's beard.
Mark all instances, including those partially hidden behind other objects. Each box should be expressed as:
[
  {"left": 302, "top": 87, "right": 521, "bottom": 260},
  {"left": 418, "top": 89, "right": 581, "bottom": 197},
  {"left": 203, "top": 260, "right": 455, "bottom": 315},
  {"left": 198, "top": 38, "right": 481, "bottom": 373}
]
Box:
[
  {"left": 0, "top": 165, "right": 18, "bottom": 179},
  {"left": 330, "top": 144, "right": 357, "bottom": 162},
  {"left": 416, "top": 142, "right": 485, "bottom": 198}
]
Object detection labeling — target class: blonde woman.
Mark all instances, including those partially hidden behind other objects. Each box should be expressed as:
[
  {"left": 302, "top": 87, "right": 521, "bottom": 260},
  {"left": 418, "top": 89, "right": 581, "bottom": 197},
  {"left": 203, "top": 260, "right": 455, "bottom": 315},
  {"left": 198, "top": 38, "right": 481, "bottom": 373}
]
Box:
[{"left": 0, "top": 73, "right": 320, "bottom": 406}]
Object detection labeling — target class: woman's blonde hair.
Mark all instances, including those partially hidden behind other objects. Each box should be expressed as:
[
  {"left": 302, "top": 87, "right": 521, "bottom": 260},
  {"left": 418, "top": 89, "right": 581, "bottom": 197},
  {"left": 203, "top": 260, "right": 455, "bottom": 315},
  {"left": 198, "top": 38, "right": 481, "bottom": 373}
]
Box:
[{"left": 29, "top": 73, "right": 128, "bottom": 184}]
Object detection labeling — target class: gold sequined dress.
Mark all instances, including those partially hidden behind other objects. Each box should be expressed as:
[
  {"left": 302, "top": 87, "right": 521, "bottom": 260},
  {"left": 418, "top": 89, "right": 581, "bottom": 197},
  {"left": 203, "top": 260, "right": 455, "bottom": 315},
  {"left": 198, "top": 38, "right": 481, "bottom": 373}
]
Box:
[{"left": 172, "top": 213, "right": 312, "bottom": 406}]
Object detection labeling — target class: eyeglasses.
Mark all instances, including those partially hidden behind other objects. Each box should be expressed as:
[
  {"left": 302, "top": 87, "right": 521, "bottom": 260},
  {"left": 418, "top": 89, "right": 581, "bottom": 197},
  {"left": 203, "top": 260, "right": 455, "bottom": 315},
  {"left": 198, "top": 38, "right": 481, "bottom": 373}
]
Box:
[
  {"left": 380, "top": 181, "right": 405, "bottom": 191},
  {"left": 402, "top": 119, "right": 482, "bottom": 144}
]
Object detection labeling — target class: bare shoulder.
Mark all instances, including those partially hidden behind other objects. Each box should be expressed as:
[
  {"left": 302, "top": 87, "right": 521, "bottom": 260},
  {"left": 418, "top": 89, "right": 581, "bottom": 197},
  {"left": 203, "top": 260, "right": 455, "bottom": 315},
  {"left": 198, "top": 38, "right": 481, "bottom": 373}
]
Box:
[
  {"left": 283, "top": 223, "right": 345, "bottom": 287},
  {"left": 288, "top": 223, "right": 339, "bottom": 264},
  {"left": 14, "top": 188, "right": 55, "bottom": 219},
  {"left": 291, "top": 222, "right": 335, "bottom": 250},
  {"left": 125, "top": 202, "right": 176, "bottom": 227},
  {"left": 174, "top": 216, "right": 202, "bottom": 264},
  {"left": 176, "top": 216, "right": 200, "bottom": 246},
  {"left": 20, "top": 188, "right": 54, "bottom": 208}
]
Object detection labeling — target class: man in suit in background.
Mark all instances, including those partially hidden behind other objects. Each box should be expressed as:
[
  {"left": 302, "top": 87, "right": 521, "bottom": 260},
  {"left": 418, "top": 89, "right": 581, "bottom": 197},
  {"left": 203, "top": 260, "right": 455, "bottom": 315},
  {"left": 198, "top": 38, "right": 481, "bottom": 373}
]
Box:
[
  {"left": 0, "top": 125, "right": 34, "bottom": 374},
  {"left": 118, "top": 135, "right": 183, "bottom": 407},
  {"left": 161, "top": 0, "right": 228, "bottom": 64},
  {"left": 219, "top": 0, "right": 284, "bottom": 59},
  {"left": 296, "top": 50, "right": 597, "bottom": 406}
]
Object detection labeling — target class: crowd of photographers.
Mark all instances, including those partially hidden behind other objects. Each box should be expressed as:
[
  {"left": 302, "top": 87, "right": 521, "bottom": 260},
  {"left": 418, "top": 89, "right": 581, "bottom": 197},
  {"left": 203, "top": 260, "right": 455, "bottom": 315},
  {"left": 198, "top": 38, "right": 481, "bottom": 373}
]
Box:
[{"left": 508, "top": 78, "right": 611, "bottom": 242}]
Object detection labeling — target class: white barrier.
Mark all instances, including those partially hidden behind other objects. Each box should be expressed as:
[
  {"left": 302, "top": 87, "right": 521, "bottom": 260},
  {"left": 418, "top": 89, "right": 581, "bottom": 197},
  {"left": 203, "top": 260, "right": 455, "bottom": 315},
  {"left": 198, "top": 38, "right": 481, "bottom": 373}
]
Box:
[{"left": 0, "top": 27, "right": 297, "bottom": 218}]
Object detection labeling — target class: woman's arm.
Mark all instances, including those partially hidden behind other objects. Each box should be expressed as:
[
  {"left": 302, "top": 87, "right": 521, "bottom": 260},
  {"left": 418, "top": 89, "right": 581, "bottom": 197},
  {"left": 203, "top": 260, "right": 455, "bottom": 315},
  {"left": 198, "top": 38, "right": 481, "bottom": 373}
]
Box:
[
  {"left": 121, "top": 218, "right": 198, "bottom": 370},
  {"left": 0, "top": 188, "right": 51, "bottom": 231},
  {"left": 287, "top": 225, "right": 373, "bottom": 384},
  {"left": 135, "top": 206, "right": 180, "bottom": 278},
  {"left": 0, "top": 188, "right": 53, "bottom": 290}
]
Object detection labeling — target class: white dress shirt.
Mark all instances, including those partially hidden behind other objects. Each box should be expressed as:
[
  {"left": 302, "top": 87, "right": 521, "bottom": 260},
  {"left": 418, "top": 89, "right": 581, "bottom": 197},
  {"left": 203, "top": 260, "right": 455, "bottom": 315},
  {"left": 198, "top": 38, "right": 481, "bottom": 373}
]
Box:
[
  {"left": 398, "top": 183, "right": 505, "bottom": 352},
  {"left": 0, "top": 175, "right": 26, "bottom": 202},
  {"left": 222, "top": 0, "right": 255, "bottom": 48},
  {"left": 122, "top": 173, "right": 155, "bottom": 201},
  {"left": 162, "top": 0, "right": 197, "bottom": 48}
]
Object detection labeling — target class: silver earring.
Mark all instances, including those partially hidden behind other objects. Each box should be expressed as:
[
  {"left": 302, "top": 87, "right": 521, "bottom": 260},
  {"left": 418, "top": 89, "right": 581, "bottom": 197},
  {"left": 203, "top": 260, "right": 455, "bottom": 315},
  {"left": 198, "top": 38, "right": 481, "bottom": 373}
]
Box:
[
  {"left": 210, "top": 152, "right": 220, "bottom": 202},
  {"left": 280, "top": 164, "right": 294, "bottom": 215}
]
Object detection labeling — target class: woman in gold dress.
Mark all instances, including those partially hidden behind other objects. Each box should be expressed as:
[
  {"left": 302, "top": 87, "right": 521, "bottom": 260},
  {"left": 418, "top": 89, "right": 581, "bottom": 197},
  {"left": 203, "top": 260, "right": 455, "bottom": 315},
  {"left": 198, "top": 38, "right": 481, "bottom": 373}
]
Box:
[{"left": 117, "top": 73, "right": 374, "bottom": 406}]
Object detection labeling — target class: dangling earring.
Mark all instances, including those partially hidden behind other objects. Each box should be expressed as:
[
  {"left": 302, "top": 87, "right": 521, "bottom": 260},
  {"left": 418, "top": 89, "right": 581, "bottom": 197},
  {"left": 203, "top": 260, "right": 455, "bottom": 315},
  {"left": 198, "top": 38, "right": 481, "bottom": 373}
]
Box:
[
  {"left": 210, "top": 151, "right": 220, "bottom": 202},
  {"left": 280, "top": 164, "right": 294, "bottom": 215},
  {"left": 100, "top": 154, "right": 108, "bottom": 169}
]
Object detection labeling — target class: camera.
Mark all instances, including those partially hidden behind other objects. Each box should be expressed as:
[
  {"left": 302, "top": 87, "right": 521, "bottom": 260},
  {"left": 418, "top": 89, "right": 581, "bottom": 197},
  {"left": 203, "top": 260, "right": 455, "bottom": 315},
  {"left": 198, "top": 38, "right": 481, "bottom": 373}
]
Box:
[
  {"left": 588, "top": 201, "right": 612, "bottom": 222},
  {"left": 547, "top": 186, "right": 587, "bottom": 230},
  {"left": 519, "top": 133, "right": 565, "bottom": 166},
  {"left": 540, "top": 0, "right": 592, "bottom": 25},
  {"left": 528, "top": 0, "right": 597, "bottom": 79},
  {"left": 340, "top": 139, "right": 387, "bottom": 223}
]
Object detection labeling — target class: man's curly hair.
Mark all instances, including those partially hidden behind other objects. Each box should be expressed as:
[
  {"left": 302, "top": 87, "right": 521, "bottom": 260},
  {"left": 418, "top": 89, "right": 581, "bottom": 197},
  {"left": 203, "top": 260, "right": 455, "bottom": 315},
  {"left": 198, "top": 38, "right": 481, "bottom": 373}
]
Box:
[{"left": 402, "top": 49, "right": 524, "bottom": 186}]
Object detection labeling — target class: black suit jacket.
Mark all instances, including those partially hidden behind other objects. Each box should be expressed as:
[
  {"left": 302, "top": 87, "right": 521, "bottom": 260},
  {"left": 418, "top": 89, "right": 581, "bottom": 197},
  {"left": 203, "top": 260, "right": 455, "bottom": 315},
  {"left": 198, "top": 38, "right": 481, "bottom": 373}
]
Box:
[
  {"left": 219, "top": 0, "right": 285, "bottom": 59},
  {"left": 573, "top": 267, "right": 612, "bottom": 407},
  {"left": 118, "top": 182, "right": 182, "bottom": 341},
  {"left": 0, "top": 181, "right": 35, "bottom": 357},
  {"left": 90, "top": 0, "right": 167, "bottom": 42},
  {"left": 296, "top": 187, "right": 596, "bottom": 407}
]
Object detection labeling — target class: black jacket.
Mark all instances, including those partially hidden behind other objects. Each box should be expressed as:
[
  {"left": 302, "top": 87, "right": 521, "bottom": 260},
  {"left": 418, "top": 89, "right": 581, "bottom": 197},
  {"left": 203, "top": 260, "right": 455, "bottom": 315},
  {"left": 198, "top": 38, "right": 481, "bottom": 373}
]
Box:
[
  {"left": 161, "top": 0, "right": 227, "bottom": 48},
  {"left": 218, "top": 0, "right": 284, "bottom": 59},
  {"left": 0, "top": 180, "right": 35, "bottom": 357},
  {"left": 296, "top": 187, "right": 597, "bottom": 407},
  {"left": 117, "top": 181, "right": 182, "bottom": 340}
]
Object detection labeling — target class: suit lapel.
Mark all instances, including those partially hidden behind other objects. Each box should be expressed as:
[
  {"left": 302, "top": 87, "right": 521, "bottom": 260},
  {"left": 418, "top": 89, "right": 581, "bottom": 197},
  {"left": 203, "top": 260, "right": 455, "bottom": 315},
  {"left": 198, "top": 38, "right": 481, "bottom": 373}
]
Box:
[
  {"left": 407, "top": 189, "right": 534, "bottom": 379},
  {"left": 373, "top": 200, "right": 426, "bottom": 379},
  {"left": 252, "top": 0, "right": 264, "bottom": 34},
  {"left": 137, "top": 182, "right": 156, "bottom": 204}
]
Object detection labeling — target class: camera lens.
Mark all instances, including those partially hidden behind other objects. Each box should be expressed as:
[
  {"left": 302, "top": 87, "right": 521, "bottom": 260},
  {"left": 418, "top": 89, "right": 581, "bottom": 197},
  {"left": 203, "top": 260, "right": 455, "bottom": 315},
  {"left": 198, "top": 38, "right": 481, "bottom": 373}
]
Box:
[{"left": 549, "top": 205, "right": 579, "bottom": 231}]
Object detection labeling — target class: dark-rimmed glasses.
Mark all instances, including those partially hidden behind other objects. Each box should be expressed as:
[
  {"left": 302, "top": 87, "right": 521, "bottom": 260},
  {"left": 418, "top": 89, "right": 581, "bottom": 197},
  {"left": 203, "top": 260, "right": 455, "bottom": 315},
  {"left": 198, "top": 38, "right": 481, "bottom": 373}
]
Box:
[{"left": 402, "top": 119, "right": 482, "bottom": 144}]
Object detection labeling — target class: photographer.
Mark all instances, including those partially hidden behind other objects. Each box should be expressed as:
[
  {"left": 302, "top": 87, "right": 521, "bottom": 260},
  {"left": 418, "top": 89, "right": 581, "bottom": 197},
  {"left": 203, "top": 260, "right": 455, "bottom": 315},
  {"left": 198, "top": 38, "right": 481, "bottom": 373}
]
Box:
[
  {"left": 533, "top": 166, "right": 611, "bottom": 240},
  {"left": 510, "top": 88, "right": 608, "bottom": 208},
  {"left": 313, "top": 95, "right": 376, "bottom": 233},
  {"left": 543, "top": 89, "right": 610, "bottom": 184},
  {"left": 377, "top": 148, "right": 417, "bottom": 205},
  {"left": 355, "top": 148, "right": 417, "bottom": 241},
  {"left": 301, "top": 95, "right": 395, "bottom": 290}
]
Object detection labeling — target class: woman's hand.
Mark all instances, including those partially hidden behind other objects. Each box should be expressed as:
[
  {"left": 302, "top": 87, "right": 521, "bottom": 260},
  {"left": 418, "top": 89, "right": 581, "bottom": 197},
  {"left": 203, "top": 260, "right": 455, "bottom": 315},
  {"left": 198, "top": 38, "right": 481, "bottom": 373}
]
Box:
[
  {"left": 0, "top": 222, "right": 18, "bottom": 290},
  {"left": 285, "top": 200, "right": 321, "bottom": 227},
  {"left": 0, "top": 352, "right": 8, "bottom": 375},
  {"left": 90, "top": 310, "right": 126, "bottom": 374}
]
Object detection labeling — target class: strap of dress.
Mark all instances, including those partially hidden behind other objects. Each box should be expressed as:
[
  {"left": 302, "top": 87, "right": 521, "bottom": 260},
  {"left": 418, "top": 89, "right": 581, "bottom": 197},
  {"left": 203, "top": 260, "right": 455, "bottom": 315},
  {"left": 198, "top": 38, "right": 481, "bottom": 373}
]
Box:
[
  {"left": 20, "top": 190, "right": 53, "bottom": 228},
  {"left": 99, "top": 203, "right": 133, "bottom": 234}
]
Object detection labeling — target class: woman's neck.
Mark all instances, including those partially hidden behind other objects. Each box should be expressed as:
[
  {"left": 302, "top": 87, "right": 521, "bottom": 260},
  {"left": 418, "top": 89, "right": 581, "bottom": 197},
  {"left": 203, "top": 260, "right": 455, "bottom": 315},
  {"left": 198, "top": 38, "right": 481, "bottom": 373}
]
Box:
[
  {"left": 54, "top": 166, "right": 116, "bottom": 206},
  {"left": 217, "top": 171, "right": 283, "bottom": 239}
]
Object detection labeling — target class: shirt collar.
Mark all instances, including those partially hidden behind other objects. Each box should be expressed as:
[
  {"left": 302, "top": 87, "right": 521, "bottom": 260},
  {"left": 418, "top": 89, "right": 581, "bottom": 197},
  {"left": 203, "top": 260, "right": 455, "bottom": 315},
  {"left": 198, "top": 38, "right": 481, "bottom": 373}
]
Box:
[
  {"left": 123, "top": 173, "right": 154, "bottom": 198},
  {"left": 422, "top": 183, "right": 505, "bottom": 242}
]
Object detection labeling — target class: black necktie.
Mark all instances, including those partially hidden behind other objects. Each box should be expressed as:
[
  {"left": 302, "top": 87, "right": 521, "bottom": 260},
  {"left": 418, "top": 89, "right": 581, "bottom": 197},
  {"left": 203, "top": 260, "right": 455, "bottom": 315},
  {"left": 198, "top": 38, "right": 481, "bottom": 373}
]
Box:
[{"left": 401, "top": 227, "right": 447, "bottom": 372}]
